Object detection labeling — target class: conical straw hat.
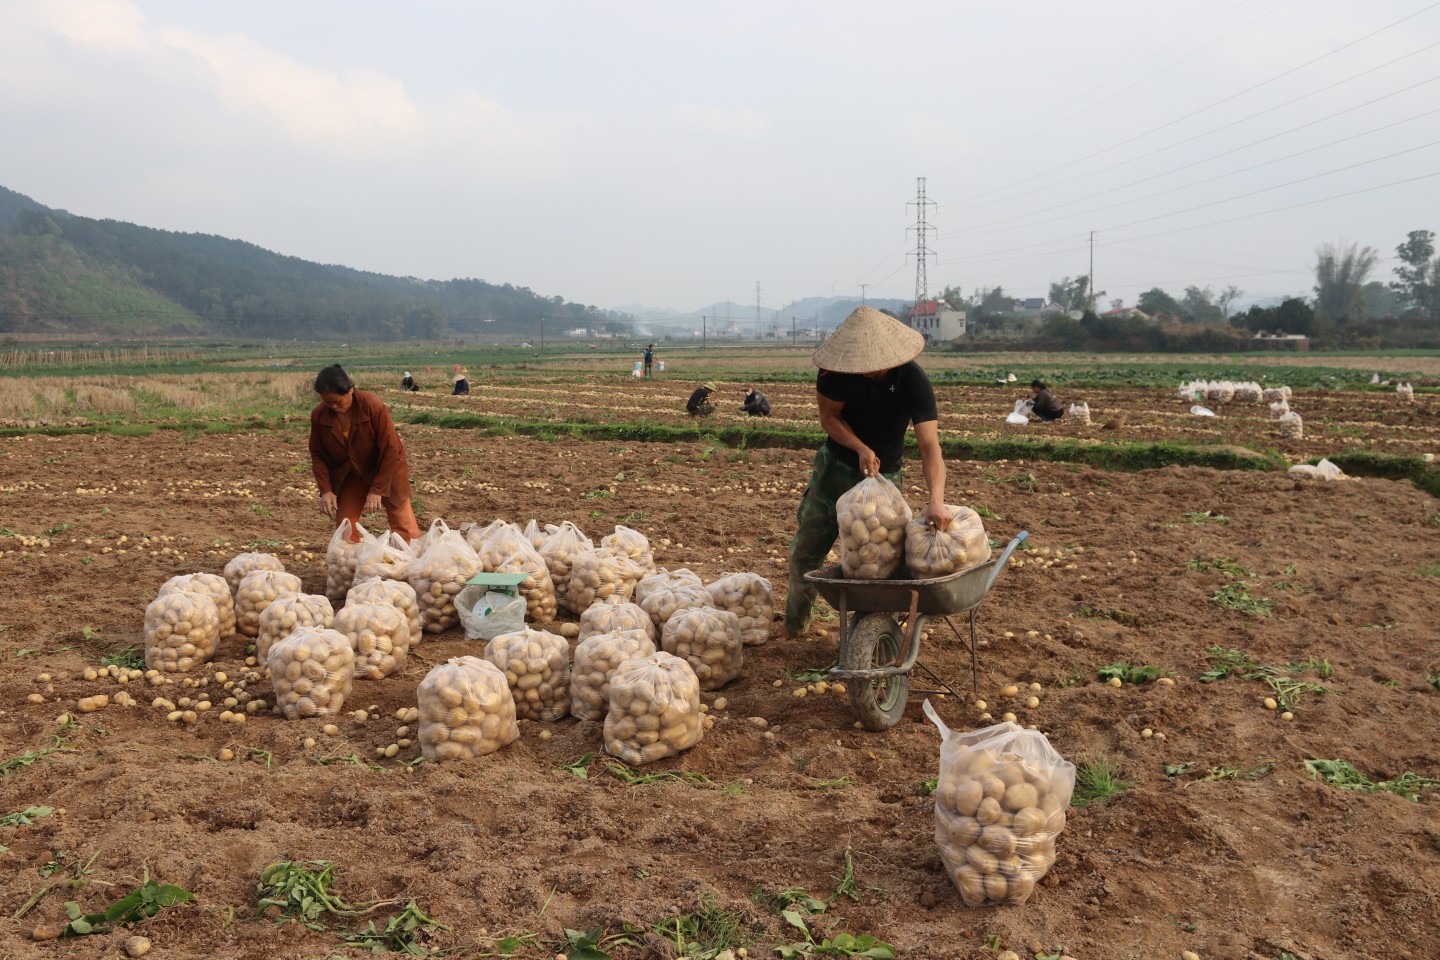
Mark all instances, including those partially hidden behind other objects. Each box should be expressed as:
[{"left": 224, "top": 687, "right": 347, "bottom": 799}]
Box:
[{"left": 812, "top": 306, "right": 925, "bottom": 373}]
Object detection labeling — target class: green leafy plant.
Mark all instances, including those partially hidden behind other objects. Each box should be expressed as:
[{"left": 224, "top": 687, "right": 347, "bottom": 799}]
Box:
[
  {"left": 652, "top": 897, "right": 747, "bottom": 958},
  {"left": 1186, "top": 556, "right": 1250, "bottom": 576},
  {"left": 775, "top": 909, "right": 896, "bottom": 958},
  {"left": 0, "top": 805, "right": 53, "bottom": 828},
  {"left": 1428, "top": 674, "right": 1440, "bottom": 692},
  {"left": 1199, "top": 646, "right": 1268, "bottom": 683},
  {"left": 1181, "top": 510, "right": 1229, "bottom": 524},
  {"left": 97, "top": 645, "right": 145, "bottom": 670},
  {"left": 62, "top": 874, "right": 194, "bottom": 936},
  {"left": 562, "top": 752, "right": 594, "bottom": 779},
  {"left": 1, "top": 743, "right": 70, "bottom": 777},
  {"left": 1304, "top": 758, "right": 1440, "bottom": 802},
  {"left": 1265, "top": 676, "right": 1330, "bottom": 710},
  {"left": 1210, "top": 581, "right": 1274, "bottom": 617},
  {"left": 560, "top": 925, "right": 640, "bottom": 960},
  {"left": 1071, "top": 756, "right": 1130, "bottom": 807},
  {"left": 605, "top": 763, "right": 710, "bottom": 787},
  {"left": 1096, "top": 662, "right": 1164, "bottom": 684},
  {"left": 337, "top": 900, "right": 449, "bottom": 956},
  {"left": 1163, "top": 763, "right": 1194, "bottom": 777},
  {"left": 257, "top": 860, "right": 367, "bottom": 929}
]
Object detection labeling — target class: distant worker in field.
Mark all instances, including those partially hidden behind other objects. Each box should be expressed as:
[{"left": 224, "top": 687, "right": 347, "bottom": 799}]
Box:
[
  {"left": 643, "top": 343, "right": 656, "bottom": 378},
  {"left": 740, "top": 384, "right": 771, "bottom": 416},
  {"left": 686, "top": 382, "right": 717, "bottom": 416},
  {"left": 1029, "top": 380, "right": 1064, "bottom": 422},
  {"left": 401, "top": 371, "right": 419, "bottom": 392},
  {"left": 309, "top": 364, "right": 421, "bottom": 543},
  {"left": 784, "top": 306, "right": 953, "bottom": 640},
  {"left": 452, "top": 368, "right": 470, "bottom": 396}
]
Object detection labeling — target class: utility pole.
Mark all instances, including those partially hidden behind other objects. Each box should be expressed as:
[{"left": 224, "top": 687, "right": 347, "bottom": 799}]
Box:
[
  {"left": 859, "top": 283, "right": 870, "bottom": 305},
  {"left": 1088, "top": 231, "right": 1097, "bottom": 313},
  {"left": 754, "top": 281, "right": 763, "bottom": 341},
  {"left": 702, "top": 315, "right": 707, "bottom": 349},
  {"left": 908, "top": 176, "right": 936, "bottom": 306},
  {"left": 539, "top": 316, "right": 544, "bottom": 353},
  {"left": 791, "top": 315, "right": 796, "bottom": 346}
]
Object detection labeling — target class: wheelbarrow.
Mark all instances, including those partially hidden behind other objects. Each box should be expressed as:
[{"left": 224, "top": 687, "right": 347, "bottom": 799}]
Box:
[{"left": 802, "top": 531, "right": 1028, "bottom": 730}]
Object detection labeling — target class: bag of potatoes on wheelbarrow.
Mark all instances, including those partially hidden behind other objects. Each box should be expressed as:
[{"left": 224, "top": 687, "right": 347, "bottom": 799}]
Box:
[
  {"left": 904, "top": 505, "right": 992, "bottom": 579},
  {"left": 924, "top": 699, "right": 1074, "bottom": 907},
  {"left": 836, "top": 476, "right": 911, "bottom": 579}
]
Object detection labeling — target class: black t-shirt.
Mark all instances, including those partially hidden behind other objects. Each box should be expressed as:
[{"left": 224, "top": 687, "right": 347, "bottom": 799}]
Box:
[
  {"left": 817, "top": 361, "right": 939, "bottom": 473},
  {"left": 687, "top": 387, "right": 713, "bottom": 413}
]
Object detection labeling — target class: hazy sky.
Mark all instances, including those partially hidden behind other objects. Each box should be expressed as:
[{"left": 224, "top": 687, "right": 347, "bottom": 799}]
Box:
[{"left": 2, "top": 0, "right": 1437, "bottom": 316}]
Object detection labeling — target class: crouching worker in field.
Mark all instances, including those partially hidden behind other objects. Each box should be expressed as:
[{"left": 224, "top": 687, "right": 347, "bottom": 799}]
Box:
[
  {"left": 401, "top": 371, "right": 419, "bottom": 392},
  {"left": 740, "top": 384, "right": 771, "bottom": 416},
  {"left": 1029, "top": 380, "right": 1064, "bottom": 422},
  {"left": 687, "top": 382, "right": 717, "bottom": 416},
  {"left": 309, "top": 364, "right": 421, "bottom": 542},
  {"left": 783, "top": 306, "right": 952, "bottom": 640}
]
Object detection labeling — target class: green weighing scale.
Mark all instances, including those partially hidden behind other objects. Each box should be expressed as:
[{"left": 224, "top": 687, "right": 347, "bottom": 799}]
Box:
[
  {"left": 460, "top": 571, "right": 531, "bottom": 639},
  {"left": 464, "top": 570, "right": 529, "bottom": 597}
]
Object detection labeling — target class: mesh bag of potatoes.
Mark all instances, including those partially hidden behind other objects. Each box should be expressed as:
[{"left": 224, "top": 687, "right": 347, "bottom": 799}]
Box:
[
  {"left": 537, "top": 521, "right": 592, "bottom": 594},
  {"left": 409, "top": 528, "right": 482, "bottom": 634},
  {"left": 837, "top": 476, "right": 912, "bottom": 579},
  {"left": 904, "top": 506, "right": 993, "bottom": 579},
  {"left": 347, "top": 576, "right": 422, "bottom": 649},
  {"left": 144, "top": 590, "right": 221, "bottom": 672},
  {"left": 571, "top": 630, "right": 658, "bottom": 721},
  {"left": 705, "top": 573, "right": 774, "bottom": 646},
  {"left": 324, "top": 520, "right": 372, "bottom": 603},
  {"left": 468, "top": 521, "right": 558, "bottom": 624},
  {"left": 564, "top": 547, "right": 648, "bottom": 615},
  {"left": 604, "top": 651, "right": 704, "bottom": 765},
  {"left": 412, "top": 517, "right": 455, "bottom": 557},
  {"left": 225, "top": 551, "right": 286, "bottom": 599},
  {"left": 923, "top": 701, "right": 1075, "bottom": 907},
  {"left": 522, "top": 519, "right": 547, "bottom": 551},
  {"left": 578, "top": 595, "right": 655, "bottom": 643},
  {"left": 158, "top": 572, "right": 236, "bottom": 638},
  {"left": 256, "top": 593, "right": 335, "bottom": 662},
  {"left": 267, "top": 626, "right": 356, "bottom": 719},
  {"left": 601, "top": 524, "right": 656, "bottom": 575},
  {"left": 660, "top": 606, "right": 743, "bottom": 690},
  {"left": 354, "top": 532, "right": 415, "bottom": 584},
  {"left": 333, "top": 600, "right": 411, "bottom": 680},
  {"left": 418, "top": 655, "right": 520, "bottom": 760},
  {"left": 235, "top": 569, "right": 304, "bottom": 638},
  {"left": 483, "top": 628, "right": 571, "bottom": 722},
  {"left": 638, "top": 569, "right": 711, "bottom": 634},
  {"left": 1277, "top": 411, "right": 1304, "bottom": 439}
]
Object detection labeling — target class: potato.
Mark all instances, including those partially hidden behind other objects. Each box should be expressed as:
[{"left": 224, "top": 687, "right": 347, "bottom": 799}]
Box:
[
  {"left": 536, "top": 521, "right": 592, "bottom": 593},
  {"left": 578, "top": 596, "right": 653, "bottom": 642},
  {"left": 705, "top": 573, "right": 774, "bottom": 646},
  {"left": 256, "top": 594, "right": 334, "bottom": 662},
  {"left": 634, "top": 567, "right": 702, "bottom": 608},
  {"left": 408, "top": 529, "right": 481, "bottom": 633},
  {"left": 346, "top": 576, "right": 422, "bottom": 647},
  {"left": 323, "top": 520, "right": 371, "bottom": 603},
  {"left": 158, "top": 573, "right": 236, "bottom": 638},
  {"left": 603, "top": 652, "right": 703, "bottom": 765},
  {"left": 571, "top": 630, "right": 657, "bottom": 721},
  {"left": 905, "top": 506, "right": 992, "bottom": 578},
  {"left": 144, "top": 591, "right": 221, "bottom": 672},
  {"left": 660, "top": 606, "right": 743, "bottom": 691},
  {"left": 353, "top": 534, "right": 415, "bottom": 584},
  {"left": 224, "top": 551, "right": 286, "bottom": 600},
  {"left": 267, "top": 627, "right": 354, "bottom": 719},
  {"left": 466, "top": 520, "right": 559, "bottom": 624},
  {"left": 483, "top": 628, "right": 570, "bottom": 721},
  {"left": 234, "top": 570, "right": 303, "bottom": 638},
  {"left": 333, "top": 601, "right": 411, "bottom": 680},
  {"left": 639, "top": 575, "right": 711, "bottom": 634},
  {"left": 600, "top": 525, "right": 656, "bottom": 576},
  {"left": 836, "top": 477, "right": 910, "bottom": 579},
  {"left": 564, "top": 547, "right": 647, "bottom": 615},
  {"left": 417, "top": 656, "right": 518, "bottom": 760}
]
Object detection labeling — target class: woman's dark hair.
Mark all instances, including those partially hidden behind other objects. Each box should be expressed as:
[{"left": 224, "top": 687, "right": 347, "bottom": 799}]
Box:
[
  {"left": 314, "top": 365, "right": 354, "bottom": 395},
  {"left": 1031, "top": 379, "right": 1046, "bottom": 390}
]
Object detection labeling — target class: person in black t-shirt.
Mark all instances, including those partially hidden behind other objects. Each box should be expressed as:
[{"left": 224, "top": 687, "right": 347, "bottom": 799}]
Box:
[
  {"left": 643, "top": 344, "right": 656, "bottom": 377},
  {"left": 1029, "top": 380, "right": 1064, "bottom": 421},
  {"left": 686, "top": 382, "right": 716, "bottom": 416},
  {"left": 783, "top": 306, "right": 954, "bottom": 639}
]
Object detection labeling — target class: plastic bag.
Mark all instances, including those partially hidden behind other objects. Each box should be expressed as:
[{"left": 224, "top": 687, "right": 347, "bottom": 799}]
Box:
[
  {"left": 578, "top": 596, "right": 655, "bottom": 643},
  {"left": 1277, "top": 411, "right": 1303, "bottom": 439},
  {"left": 905, "top": 506, "right": 993, "bottom": 579},
  {"left": 570, "top": 630, "right": 658, "bottom": 721},
  {"left": 353, "top": 531, "right": 414, "bottom": 584},
  {"left": 601, "top": 525, "right": 656, "bottom": 575},
  {"left": 256, "top": 593, "right": 335, "bottom": 663},
  {"left": 638, "top": 570, "right": 711, "bottom": 633},
  {"left": 235, "top": 570, "right": 303, "bottom": 638},
  {"left": 158, "top": 573, "right": 235, "bottom": 639},
  {"left": 1288, "top": 458, "right": 1345, "bottom": 481},
  {"left": 1067, "top": 401, "right": 1091, "bottom": 426},
  {"left": 323, "top": 520, "right": 372, "bottom": 603},
  {"left": 634, "top": 567, "right": 704, "bottom": 610},
  {"left": 660, "top": 606, "right": 743, "bottom": 690},
  {"left": 144, "top": 590, "right": 221, "bottom": 672},
  {"left": 468, "top": 520, "right": 559, "bottom": 623},
  {"left": 705, "top": 573, "right": 774, "bottom": 646},
  {"left": 346, "top": 576, "right": 422, "bottom": 648},
  {"left": 925, "top": 700, "right": 1074, "bottom": 907},
  {"left": 603, "top": 652, "right": 704, "bottom": 765},
  {"left": 268, "top": 626, "right": 355, "bottom": 719},
  {"left": 836, "top": 476, "right": 911, "bottom": 579},
  {"left": 1398, "top": 382, "right": 1415, "bottom": 402},
  {"left": 409, "top": 529, "right": 482, "bottom": 634},
  {"left": 455, "top": 586, "right": 528, "bottom": 641},
  {"left": 536, "top": 520, "right": 593, "bottom": 590},
  {"left": 1005, "top": 398, "right": 1032, "bottom": 426},
  {"left": 564, "top": 547, "right": 648, "bottom": 614},
  {"left": 484, "top": 628, "right": 571, "bottom": 721},
  {"left": 411, "top": 517, "right": 454, "bottom": 558},
  {"left": 1189, "top": 405, "right": 1215, "bottom": 417},
  {"left": 333, "top": 600, "right": 410, "bottom": 679},
  {"left": 523, "top": 519, "right": 547, "bottom": 550},
  {"left": 417, "top": 656, "right": 519, "bottom": 761},
  {"left": 1269, "top": 398, "right": 1290, "bottom": 419},
  {"left": 225, "top": 551, "right": 286, "bottom": 599}
]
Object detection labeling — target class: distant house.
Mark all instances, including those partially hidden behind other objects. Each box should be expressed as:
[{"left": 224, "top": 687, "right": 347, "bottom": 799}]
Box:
[
  {"left": 907, "top": 299, "right": 967, "bottom": 342},
  {"left": 1010, "top": 298, "right": 1064, "bottom": 318},
  {"left": 1253, "top": 331, "right": 1309, "bottom": 351},
  {"left": 566, "top": 328, "right": 589, "bottom": 337}
]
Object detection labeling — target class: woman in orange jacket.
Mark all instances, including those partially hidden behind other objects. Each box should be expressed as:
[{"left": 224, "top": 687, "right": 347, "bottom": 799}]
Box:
[{"left": 308, "top": 365, "right": 421, "bottom": 542}]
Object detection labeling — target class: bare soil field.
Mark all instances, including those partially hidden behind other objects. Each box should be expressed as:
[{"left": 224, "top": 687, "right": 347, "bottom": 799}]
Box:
[{"left": 2, "top": 397, "right": 1439, "bottom": 960}]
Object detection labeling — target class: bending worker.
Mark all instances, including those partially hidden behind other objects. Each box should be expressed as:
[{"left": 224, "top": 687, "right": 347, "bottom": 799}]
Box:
[
  {"left": 740, "top": 384, "right": 772, "bottom": 416},
  {"left": 783, "top": 306, "right": 953, "bottom": 639},
  {"left": 686, "top": 382, "right": 717, "bottom": 416},
  {"left": 401, "top": 371, "right": 419, "bottom": 392},
  {"left": 1029, "top": 379, "right": 1064, "bottom": 422},
  {"left": 309, "top": 364, "right": 421, "bottom": 542}
]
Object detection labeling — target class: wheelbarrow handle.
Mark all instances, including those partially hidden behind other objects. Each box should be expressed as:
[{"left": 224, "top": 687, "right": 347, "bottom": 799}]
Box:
[{"left": 982, "top": 531, "right": 1029, "bottom": 594}]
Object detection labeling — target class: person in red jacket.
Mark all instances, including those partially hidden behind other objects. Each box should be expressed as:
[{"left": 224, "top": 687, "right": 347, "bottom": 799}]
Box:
[{"left": 308, "top": 364, "right": 421, "bottom": 542}]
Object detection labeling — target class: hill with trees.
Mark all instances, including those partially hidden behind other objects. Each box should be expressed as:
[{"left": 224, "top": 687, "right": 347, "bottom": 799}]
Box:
[{"left": 0, "top": 185, "right": 630, "bottom": 340}]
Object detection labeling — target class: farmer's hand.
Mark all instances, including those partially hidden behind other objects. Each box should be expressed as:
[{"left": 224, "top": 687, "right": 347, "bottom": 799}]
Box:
[
  {"left": 858, "top": 447, "right": 881, "bottom": 478},
  {"left": 319, "top": 492, "right": 338, "bottom": 518},
  {"left": 363, "top": 493, "right": 383, "bottom": 514},
  {"left": 927, "top": 500, "right": 954, "bottom": 532}
]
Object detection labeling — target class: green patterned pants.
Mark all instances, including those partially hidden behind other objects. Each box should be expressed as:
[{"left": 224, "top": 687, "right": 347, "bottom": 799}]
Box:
[{"left": 784, "top": 445, "right": 901, "bottom": 634}]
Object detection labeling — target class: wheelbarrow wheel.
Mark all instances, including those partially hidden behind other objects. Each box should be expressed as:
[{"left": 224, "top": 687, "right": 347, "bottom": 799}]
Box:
[{"left": 843, "top": 612, "right": 909, "bottom": 731}]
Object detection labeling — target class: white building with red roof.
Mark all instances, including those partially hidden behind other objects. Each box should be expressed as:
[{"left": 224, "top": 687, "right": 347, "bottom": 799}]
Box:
[{"left": 906, "top": 298, "right": 967, "bottom": 342}]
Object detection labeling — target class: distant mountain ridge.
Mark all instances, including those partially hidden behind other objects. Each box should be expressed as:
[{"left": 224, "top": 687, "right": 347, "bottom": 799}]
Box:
[
  {"left": 0, "top": 185, "right": 629, "bottom": 339},
  {"left": 619, "top": 295, "right": 910, "bottom": 336}
]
